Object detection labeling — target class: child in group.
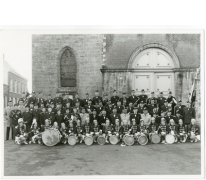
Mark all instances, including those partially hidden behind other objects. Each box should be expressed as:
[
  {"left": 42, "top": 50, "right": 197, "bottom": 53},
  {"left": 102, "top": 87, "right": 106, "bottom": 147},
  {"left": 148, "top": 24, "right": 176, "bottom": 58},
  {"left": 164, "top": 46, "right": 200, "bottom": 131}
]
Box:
[
  {"left": 29, "top": 119, "right": 41, "bottom": 144},
  {"left": 130, "top": 118, "right": 139, "bottom": 142},
  {"left": 102, "top": 119, "right": 113, "bottom": 143},
  {"left": 76, "top": 119, "right": 83, "bottom": 143},
  {"left": 158, "top": 118, "right": 169, "bottom": 144},
  {"left": 60, "top": 122, "right": 69, "bottom": 144},
  {"left": 14, "top": 118, "right": 28, "bottom": 145},
  {"left": 41, "top": 119, "right": 51, "bottom": 131},
  {"left": 82, "top": 117, "right": 92, "bottom": 141},
  {"left": 120, "top": 119, "right": 131, "bottom": 146},
  {"left": 112, "top": 118, "right": 122, "bottom": 141},
  {"left": 188, "top": 118, "right": 200, "bottom": 143},
  {"left": 91, "top": 119, "right": 101, "bottom": 142},
  {"left": 68, "top": 121, "right": 77, "bottom": 136},
  {"left": 138, "top": 119, "right": 148, "bottom": 136},
  {"left": 148, "top": 117, "right": 158, "bottom": 141},
  {"left": 52, "top": 121, "right": 59, "bottom": 130},
  {"left": 168, "top": 119, "right": 178, "bottom": 142},
  {"left": 177, "top": 119, "right": 187, "bottom": 143}
]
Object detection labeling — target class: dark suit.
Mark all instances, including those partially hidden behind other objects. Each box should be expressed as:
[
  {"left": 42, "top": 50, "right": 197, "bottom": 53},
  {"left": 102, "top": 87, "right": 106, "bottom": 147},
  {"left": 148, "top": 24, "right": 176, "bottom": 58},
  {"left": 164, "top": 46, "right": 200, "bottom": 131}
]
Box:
[
  {"left": 82, "top": 99, "right": 90, "bottom": 107},
  {"left": 89, "top": 114, "right": 99, "bottom": 125},
  {"left": 161, "top": 105, "right": 169, "bottom": 112},
  {"left": 138, "top": 95, "right": 148, "bottom": 104},
  {"left": 54, "top": 97, "right": 63, "bottom": 107},
  {"left": 27, "top": 96, "right": 37, "bottom": 106},
  {"left": 127, "top": 107, "right": 134, "bottom": 114},
  {"left": 36, "top": 98, "right": 45, "bottom": 108},
  {"left": 174, "top": 105, "right": 185, "bottom": 116},
  {"left": 110, "top": 113, "right": 121, "bottom": 125},
  {"left": 111, "top": 96, "right": 119, "bottom": 105},
  {"left": 45, "top": 99, "right": 54, "bottom": 108},
  {"left": 22, "top": 111, "right": 33, "bottom": 131},
  {"left": 40, "top": 112, "right": 47, "bottom": 126},
  {"left": 116, "top": 105, "right": 124, "bottom": 114},
  {"left": 92, "top": 96, "right": 103, "bottom": 105},
  {"left": 54, "top": 114, "right": 63, "bottom": 127},
  {"left": 183, "top": 107, "right": 195, "bottom": 124},
  {"left": 32, "top": 109, "right": 42, "bottom": 126},
  {"left": 119, "top": 97, "right": 129, "bottom": 107},
  {"left": 73, "top": 98, "right": 83, "bottom": 107},
  {"left": 105, "top": 106, "right": 113, "bottom": 116},
  {"left": 128, "top": 95, "right": 138, "bottom": 105},
  {"left": 130, "top": 113, "right": 141, "bottom": 125},
  {"left": 99, "top": 115, "right": 108, "bottom": 127}
]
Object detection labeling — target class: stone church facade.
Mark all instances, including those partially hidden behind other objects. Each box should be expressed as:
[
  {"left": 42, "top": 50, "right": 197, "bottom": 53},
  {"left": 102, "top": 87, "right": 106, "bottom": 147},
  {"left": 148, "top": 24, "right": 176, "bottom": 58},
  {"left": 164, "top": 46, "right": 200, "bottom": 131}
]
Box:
[{"left": 32, "top": 34, "right": 201, "bottom": 120}]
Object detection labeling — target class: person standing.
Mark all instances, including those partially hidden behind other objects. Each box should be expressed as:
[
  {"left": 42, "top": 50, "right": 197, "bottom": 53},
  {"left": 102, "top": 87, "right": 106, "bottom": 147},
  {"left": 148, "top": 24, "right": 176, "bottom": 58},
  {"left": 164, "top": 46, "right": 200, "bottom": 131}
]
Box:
[
  {"left": 174, "top": 100, "right": 185, "bottom": 116},
  {"left": 18, "top": 99, "right": 26, "bottom": 114},
  {"left": 4, "top": 100, "right": 14, "bottom": 140},
  {"left": 10, "top": 104, "right": 22, "bottom": 128},
  {"left": 22, "top": 106, "right": 33, "bottom": 132},
  {"left": 138, "top": 89, "right": 148, "bottom": 104},
  {"left": 36, "top": 91, "right": 45, "bottom": 108},
  {"left": 92, "top": 90, "right": 103, "bottom": 105},
  {"left": 157, "top": 92, "right": 166, "bottom": 114},
  {"left": 183, "top": 101, "right": 196, "bottom": 132},
  {"left": 166, "top": 91, "right": 177, "bottom": 115},
  {"left": 111, "top": 90, "right": 119, "bottom": 106},
  {"left": 140, "top": 107, "right": 151, "bottom": 127},
  {"left": 27, "top": 91, "right": 37, "bottom": 107},
  {"left": 128, "top": 90, "right": 138, "bottom": 106}
]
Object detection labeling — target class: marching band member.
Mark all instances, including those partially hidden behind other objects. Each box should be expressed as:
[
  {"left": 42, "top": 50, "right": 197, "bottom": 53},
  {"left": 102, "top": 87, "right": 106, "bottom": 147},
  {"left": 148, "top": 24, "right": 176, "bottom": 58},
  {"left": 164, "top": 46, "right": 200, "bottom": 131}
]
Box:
[
  {"left": 91, "top": 119, "right": 101, "bottom": 142},
  {"left": 127, "top": 102, "right": 134, "bottom": 114},
  {"left": 80, "top": 108, "right": 90, "bottom": 125},
  {"left": 10, "top": 104, "right": 22, "bottom": 127},
  {"left": 148, "top": 117, "right": 158, "bottom": 141},
  {"left": 32, "top": 103, "right": 42, "bottom": 127},
  {"left": 103, "top": 93, "right": 109, "bottom": 107},
  {"left": 72, "top": 107, "right": 81, "bottom": 125},
  {"left": 168, "top": 119, "right": 178, "bottom": 142},
  {"left": 99, "top": 109, "right": 108, "bottom": 129},
  {"left": 128, "top": 90, "right": 138, "bottom": 106},
  {"left": 156, "top": 110, "right": 166, "bottom": 125},
  {"left": 112, "top": 119, "right": 122, "bottom": 142},
  {"left": 92, "top": 90, "right": 103, "bottom": 106},
  {"left": 188, "top": 119, "right": 200, "bottom": 143},
  {"left": 45, "top": 93, "right": 54, "bottom": 108},
  {"left": 174, "top": 100, "right": 185, "bottom": 116},
  {"left": 63, "top": 108, "right": 72, "bottom": 127},
  {"left": 120, "top": 107, "right": 130, "bottom": 125},
  {"left": 174, "top": 110, "right": 183, "bottom": 125},
  {"left": 52, "top": 121, "right": 60, "bottom": 130},
  {"left": 27, "top": 91, "right": 37, "bottom": 107},
  {"left": 110, "top": 106, "right": 121, "bottom": 125},
  {"left": 102, "top": 119, "right": 113, "bottom": 143},
  {"left": 22, "top": 105, "right": 33, "bottom": 132},
  {"left": 130, "top": 107, "right": 141, "bottom": 125},
  {"left": 138, "top": 89, "right": 148, "bottom": 104},
  {"left": 165, "top": 110, "right": 175, "bottom": 125},
  {"left": 111, "top": 90, "right": 119, "bottom": 106},
  {"left": 130, "top": 118, "right": 139, "bottom": 142},
  {"left": 140, "top": 107, "right": 151, "bottom": 127},
  {"left": 45, "top": 106, "right": 55, "bottom": 125},
  {"left": 76, "top": 119, "right": 83, "bottom": 143},
  {"left": 105, "top": 100, "right": 114, "bottom": 115},
  {"left": 157, "top": 92, "right": 166, "bottom": 114},
  {"left": 14, "top": 118, "right": 28, "bottom": 145},
  {"left": 120, "top": 119, "right": 131, "bottom": 146},
  {"left": 82, "top": 117, "right": 92, "bottom": 142},
  {"left": 147, "top": 92, "right": 157, "bottom": 105},
  {"left": 177, "top": 119, "right": 187, "bottom": 143},
  {"left": 85, "top": 99, "right": 94, "bottom": 114},
  {"left": 116, "top": 100, "right": 124, "bottom": 114},
  {"left": 18, "top": 99, "right": 26, "bottom": 114},
  {"left": 68, "top": 121, "right": 77, "bottom": 135},
  {"left": 166, "top": 91, "right": 177, "bottom": 115},
  {"left": 41, "top": 119, "right": 52, "bottom": 131},
  {"left": 29, "top": 120, "right": 42, "bottom": 144},
  {"left": 54, "top": 109, "right": 63, "bottom": 127},
  {"left": 40, "top": 106, "right": 47, "bottom": 128},
  {"left": 120, "top": 92, "right": 129, "bottom": 107},
  {"left": 138, "top": 119, "right": 148, "bottom": 136},
  {"left": 60, "top": 122, "right": 69, "bottom": 144},
  {"left": 137, "top": 101, "right": 145, "bottom": 114},
  {"left": 158, "top": 118, "right": 169, "bottom": 144},
  {"left": 96, "top": 100, "right": 104, "bottom": 115}
]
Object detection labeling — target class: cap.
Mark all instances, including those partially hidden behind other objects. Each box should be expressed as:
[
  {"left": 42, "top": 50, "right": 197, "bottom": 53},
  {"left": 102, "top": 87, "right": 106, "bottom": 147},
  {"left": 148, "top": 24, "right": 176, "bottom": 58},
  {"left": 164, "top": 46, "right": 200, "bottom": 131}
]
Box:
[
  {"left": 85, "top": 93, "right": 89, "bottom": 95},
  {"left": 141, "top": 89, "right": 145, "bottom": 92},
  {"left": 32, "top": 91, "right": 35, "bottom": 94},
  {"left": 18, "top": 118, "right": 23, "bottom": 123},
  {"left": 151, "top": 92, "right": 154, "bottom": 94},
  {"left": 113, "top": 90, "right": 116, "bottom": 93},
  {"left": 178, "top": 100, "right": 182, "bottom": 102},
  {"left": 168, "top": 91, "right": 172, "bottom": 94},
  {"left": 160, "top": 92, "right": 163, "bottom": 94}
]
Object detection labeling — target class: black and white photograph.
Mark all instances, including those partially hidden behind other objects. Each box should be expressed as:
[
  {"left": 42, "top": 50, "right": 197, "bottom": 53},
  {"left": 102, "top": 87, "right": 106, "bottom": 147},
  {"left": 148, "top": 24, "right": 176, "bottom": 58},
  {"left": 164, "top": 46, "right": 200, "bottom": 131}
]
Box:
[{"left": 1, "top": 29, "right": 204, "bottom": 178}]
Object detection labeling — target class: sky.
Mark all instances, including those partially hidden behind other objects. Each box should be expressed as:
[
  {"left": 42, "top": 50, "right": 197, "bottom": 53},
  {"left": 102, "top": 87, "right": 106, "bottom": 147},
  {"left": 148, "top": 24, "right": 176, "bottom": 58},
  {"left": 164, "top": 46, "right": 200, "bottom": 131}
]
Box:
[{"left": 1, "top": 30, "right": 32, "bottom": 92}]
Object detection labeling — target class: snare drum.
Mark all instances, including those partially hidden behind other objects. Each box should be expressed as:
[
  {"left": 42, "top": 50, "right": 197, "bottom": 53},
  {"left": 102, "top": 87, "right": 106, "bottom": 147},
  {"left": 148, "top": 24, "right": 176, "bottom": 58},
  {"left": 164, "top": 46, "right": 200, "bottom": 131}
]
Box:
[
  {"left": 137, "top": 134, "right": 148, "bottom": 145},
  {"left": 42, "top": 128, "right": 61, "bottom": 146},
  {"left": 84, "top": 135, "right": 93, "bottom": 146},
  {"left": 165, "top": 134, "right": 175, "bottom": 144},
  {"left": 97, "top": 135, "right": 106, "bottom": 145},
  {"left": 68, "top": 135, "right": 77, "bottom": 146},
  {"left": 123, "top": 135, "right": 134, "bottom": 146},
  {"left": 151, "top": 134, "right": 161, "bottom": 144},
  {"left": 109, "top": 135, "right": 119, "bottom": 145}
]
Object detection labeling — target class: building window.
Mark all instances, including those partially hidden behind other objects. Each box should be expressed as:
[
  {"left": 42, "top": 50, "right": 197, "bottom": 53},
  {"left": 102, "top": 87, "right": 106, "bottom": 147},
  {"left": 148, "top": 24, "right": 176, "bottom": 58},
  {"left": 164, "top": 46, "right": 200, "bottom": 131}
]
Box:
[
  {"left": 60, "top": 48, "right": 77, "bottom": 87},
  {"left": 14, "top": 80, "right": 17, "bottom": 93},
  {"left": 10, "top": 79, "right": 13, "bottom": 92}
]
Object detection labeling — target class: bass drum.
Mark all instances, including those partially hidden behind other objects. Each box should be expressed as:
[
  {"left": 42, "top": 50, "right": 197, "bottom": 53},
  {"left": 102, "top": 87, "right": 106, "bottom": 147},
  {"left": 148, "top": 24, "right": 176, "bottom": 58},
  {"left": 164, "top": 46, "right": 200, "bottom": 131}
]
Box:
[
  {"left": 109, "top": 135, "right": 119, "bottom": 145},
  {"left": 84, "top": 135, "right": 93, "bottom": 146},
  {"left": 68, "top": 135, "right": 77, "bottom": 146},
  {"left": 42, "top": 128, "right": 61, "bottom": 146},
  {"left": 97, "top": 135, "right": 106, "bottom": 145},
  {"left": 123, "top": 135, "right": 134, "bottom": 146},
  {"left": 137, "top": 134, "right": 148, "bottom": 145},
  {"left": 151, "top": 134, "right": 161, "bottom": 144},
  {"left": 165, "top": 134, "right": 175, "bottom": 144}
]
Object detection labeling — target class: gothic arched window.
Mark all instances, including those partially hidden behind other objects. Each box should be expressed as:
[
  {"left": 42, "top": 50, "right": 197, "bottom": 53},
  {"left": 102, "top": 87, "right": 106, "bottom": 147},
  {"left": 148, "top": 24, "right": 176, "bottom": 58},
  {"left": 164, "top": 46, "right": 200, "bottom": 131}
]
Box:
[{"left": 60, "top": 48, "right": 77, "bottom": 87}]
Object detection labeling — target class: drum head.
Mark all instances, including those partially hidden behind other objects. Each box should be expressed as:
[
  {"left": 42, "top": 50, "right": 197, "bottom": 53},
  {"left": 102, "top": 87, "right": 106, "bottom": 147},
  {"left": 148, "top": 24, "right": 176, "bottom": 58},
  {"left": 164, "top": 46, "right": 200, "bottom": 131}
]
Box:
[
  {"left": 68, "top": 136, "right": 76, "bottom": 146},
  {"left": 109, "top": 135, "right": 118, "bottom": 145},
  {"left": 97, "top": 136, "right": 105, "bottom": 145},
  {"left": 85, "top": 136, "right": 93, "bottom": 146},
  {"left": 152, "top": 134, "right": 161, "bottom": 144},
  {"left": 138, "top": 135, "right": 148, "bottom": 145},
  {"left": 124, "top": 135, "right": 134, "bottom": 146},
  {"left": 165, "top": 134, "right": 175, "bottom": 144},
  {"left": 42, "top": 129, "right": 60, "bottom": 146}
]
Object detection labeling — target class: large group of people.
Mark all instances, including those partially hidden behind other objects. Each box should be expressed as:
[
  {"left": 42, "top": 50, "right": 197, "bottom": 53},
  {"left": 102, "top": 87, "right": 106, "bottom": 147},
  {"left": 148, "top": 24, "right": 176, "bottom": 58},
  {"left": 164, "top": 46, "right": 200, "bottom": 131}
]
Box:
[{"left": 4, "top": 89, "right": 200, "bottom": 146}]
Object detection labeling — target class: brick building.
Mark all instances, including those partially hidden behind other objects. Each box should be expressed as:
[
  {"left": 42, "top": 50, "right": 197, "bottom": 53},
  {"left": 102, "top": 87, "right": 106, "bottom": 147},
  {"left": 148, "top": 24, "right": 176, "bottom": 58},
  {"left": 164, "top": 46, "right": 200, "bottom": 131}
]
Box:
[
  {"left": 32, "top": 34, "right": 201, "bottom": 121},
  {"left": 3, "top": 59, "right": 28, "bottom": 107}
]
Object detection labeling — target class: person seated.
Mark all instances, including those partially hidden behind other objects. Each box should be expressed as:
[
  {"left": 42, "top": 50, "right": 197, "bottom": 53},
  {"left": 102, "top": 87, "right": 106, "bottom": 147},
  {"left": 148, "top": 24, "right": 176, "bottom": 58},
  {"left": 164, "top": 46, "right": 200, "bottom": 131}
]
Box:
[{"left": 14, "top": 118, "right": 28, "bottom": 145}]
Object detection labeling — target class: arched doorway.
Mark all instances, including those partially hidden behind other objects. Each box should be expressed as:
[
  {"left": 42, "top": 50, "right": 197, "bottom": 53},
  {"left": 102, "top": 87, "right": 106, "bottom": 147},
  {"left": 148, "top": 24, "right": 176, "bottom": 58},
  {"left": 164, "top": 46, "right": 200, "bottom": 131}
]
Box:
[{"left": 130, "top": 47, "right": 179, "bottom": 97}]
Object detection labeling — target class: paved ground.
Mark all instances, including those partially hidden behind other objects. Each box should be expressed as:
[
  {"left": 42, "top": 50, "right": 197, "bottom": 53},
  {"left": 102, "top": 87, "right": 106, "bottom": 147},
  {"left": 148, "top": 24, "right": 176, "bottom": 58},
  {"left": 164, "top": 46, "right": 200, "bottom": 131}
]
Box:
[{"left": 4, "top": 139, "right": 201, "bottom": 176}]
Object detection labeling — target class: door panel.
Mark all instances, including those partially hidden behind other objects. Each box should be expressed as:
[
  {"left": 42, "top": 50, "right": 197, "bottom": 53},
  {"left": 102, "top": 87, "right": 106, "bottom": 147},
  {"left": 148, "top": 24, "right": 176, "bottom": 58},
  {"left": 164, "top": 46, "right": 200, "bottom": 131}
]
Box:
[{"left": 154, "top": 73, "right": 173, "bottom": 97}]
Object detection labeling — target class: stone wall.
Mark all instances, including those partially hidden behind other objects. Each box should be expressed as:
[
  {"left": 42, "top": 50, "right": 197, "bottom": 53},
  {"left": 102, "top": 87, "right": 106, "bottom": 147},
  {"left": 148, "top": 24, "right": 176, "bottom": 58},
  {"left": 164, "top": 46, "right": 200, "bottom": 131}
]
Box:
[{"left": 32, "top": 34, "right": 103, "bottom": 98}]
